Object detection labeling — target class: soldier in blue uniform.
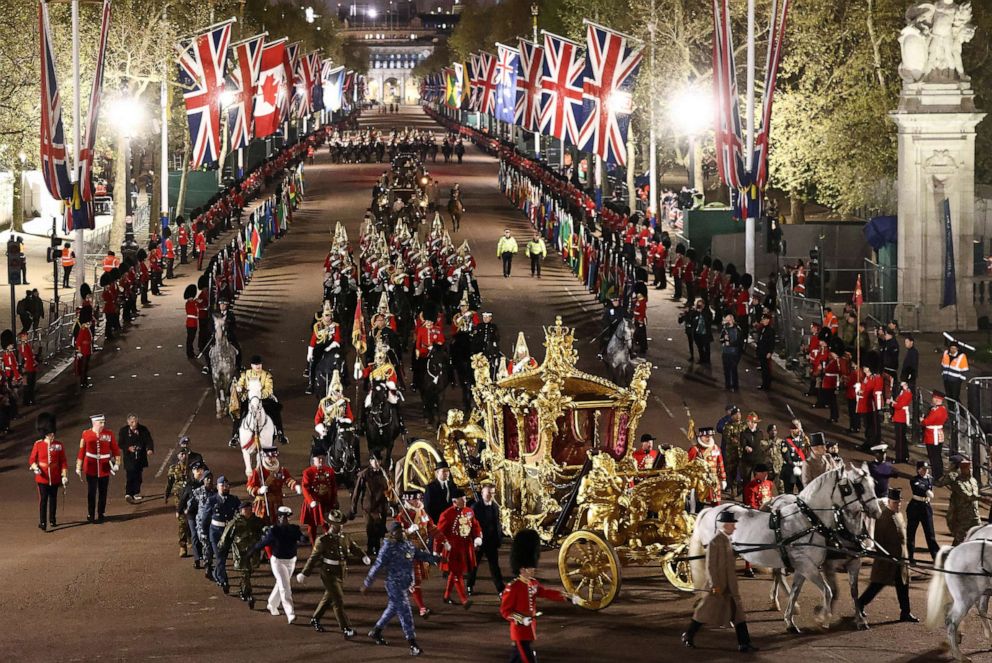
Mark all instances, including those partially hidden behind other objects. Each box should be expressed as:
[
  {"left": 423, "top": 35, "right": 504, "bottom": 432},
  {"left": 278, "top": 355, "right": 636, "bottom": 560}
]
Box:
[
  {"left": 207, "top": 476, "right": 241, "bottom": 593},
  {"left": 867, "top": 444, "right": 897, "bottom": 499},
  {"left": 906, "top": 460, "right": 940, "bottom": 565},
  {"left": 361, "top": 521, "right": 437, "bottom": 656}
]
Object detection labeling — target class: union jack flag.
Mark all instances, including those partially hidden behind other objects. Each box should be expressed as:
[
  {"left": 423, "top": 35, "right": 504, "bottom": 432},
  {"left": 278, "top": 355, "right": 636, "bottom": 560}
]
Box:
[
  {"left": 712, "top": 0, "right": 745, "bottom": 190},
  {"left": 538, "top": 32, "right": 586, "bottom": 146},
  {"left": 38, "top": 0, "right": 72, "bottom": 201},
  {"left": 468, "top": 53, "right": 482, "bottom": 112},
  {"left": 515, "top": 38, "right": 544, "bottom": 133},
  {"left": 286, "top": 42, "right": 304, "bottom": 117},
  {"left": 176, "top": 20, "right": 233, "bottom": 169},
  {"left": 227, "top": 34, "right": 265, "bottom": 151},
  {"left": 78, "top": 0, "right": 111, "bottom": 202},
  {"left": 576, "top": 21, "right": 643, "bottom": 167},
  {"left": 293, "top": 48, "right": 316, "bottom": 117},
  {"left": 477, "top": 51, "right": 499, "bottom": 116}
]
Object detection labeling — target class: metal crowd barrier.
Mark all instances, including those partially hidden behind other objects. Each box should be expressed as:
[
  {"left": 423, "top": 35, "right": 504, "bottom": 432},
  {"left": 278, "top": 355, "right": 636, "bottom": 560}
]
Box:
[{"left": 915, "top": 385, "right": 991, "bottom": 490}]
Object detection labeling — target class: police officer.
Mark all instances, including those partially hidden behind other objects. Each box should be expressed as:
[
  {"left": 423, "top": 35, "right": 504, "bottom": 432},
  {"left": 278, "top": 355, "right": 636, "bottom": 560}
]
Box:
[{"left": 906, "top": 460, "right": 939, "bottom": 566}]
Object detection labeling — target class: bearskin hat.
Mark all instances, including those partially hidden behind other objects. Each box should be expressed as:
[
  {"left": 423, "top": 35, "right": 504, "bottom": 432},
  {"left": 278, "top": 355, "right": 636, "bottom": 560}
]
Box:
[
  {"left": 78, "top": 306, "right": 93, "bottom": 325},
  {"left": 740, "top": 273, "right": 753, "bottom": 290},
  {"left": 686, "top": 248, "right": 697, "bottom": 261},
  {"left": 163, "top": 227, "right": 172, "bottom": 239},
  {"left": 197, "top": 273, "right": 209, "bottom": 289},
  {"left": 862, "top": 350, "right": 881, "bottom": 373},
  {"left": 0, "top": 329, "right": 14, "bottom": 349},
  {"left": 510, "top": 529, "right": 542, "bottom": 575},
  {"left": 712, "top": 259, "right": 724, "bottom": 273},
  {"left": 725, "top": 263, "right": 738, "bottom": 277},
  {"left": 183, "top": 284, "right": 197, "bottom": 299},
  {"left": 99, "top": 272, "right": 112, "bottom": 287},
  {"left": 80, "top": 283, "right": 92, "bottom": 299},
  {"left": 675, "top": 243, "right": 686, "bottom": 256},
  {"left": 701, "top": 255, "right": 712, "bottom": 268},
  {"left": 36, "top": 412, "right": 56, "bottom": 436},
  {"left": 422, "top": 302, "right": 439, "bottom": 321},
  {"left": 136, "top": 249, "right": 147, "bottom": 262}
]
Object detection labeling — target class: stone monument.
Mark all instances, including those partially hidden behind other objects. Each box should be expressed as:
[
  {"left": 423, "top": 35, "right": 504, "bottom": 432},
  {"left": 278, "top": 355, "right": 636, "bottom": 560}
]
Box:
[{"left": 891, "top": 0, "right": 984, "bottom": 331}]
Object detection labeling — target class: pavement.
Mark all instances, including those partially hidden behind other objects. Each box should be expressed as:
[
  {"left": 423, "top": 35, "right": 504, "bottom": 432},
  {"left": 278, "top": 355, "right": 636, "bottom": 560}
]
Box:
[{"left": 0, "top": 105, "right": 984, "bottom": 662}]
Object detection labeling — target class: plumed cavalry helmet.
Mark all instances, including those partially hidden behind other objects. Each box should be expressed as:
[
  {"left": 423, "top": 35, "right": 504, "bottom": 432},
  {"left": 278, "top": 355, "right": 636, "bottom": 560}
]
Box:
[
  {"left": 374, "top": 338, "right": 389, "bottom": 364},
  {"left": 378, "top": 290, "right": 390, "bottom": 312},
  {"left": 322, "top": 300, "right": 333, "bottom": 317},
  {"left": 513, "top": 331, "right": 530, "bottom": 362},
  {"left": 329, "top": 370, "right": 343, "bottom": 395},
  {"left": 36, "top": 412, "right": 56, "bottom": 437},
  {"left": 510, "top": 529, "right": 542, "bottom": 575}
]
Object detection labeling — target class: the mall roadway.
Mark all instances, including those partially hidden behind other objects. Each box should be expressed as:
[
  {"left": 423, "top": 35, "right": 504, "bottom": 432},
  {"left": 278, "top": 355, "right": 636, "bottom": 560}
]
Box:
[{"left": 0, "top": 107, "right": 977, "bottom": 662}]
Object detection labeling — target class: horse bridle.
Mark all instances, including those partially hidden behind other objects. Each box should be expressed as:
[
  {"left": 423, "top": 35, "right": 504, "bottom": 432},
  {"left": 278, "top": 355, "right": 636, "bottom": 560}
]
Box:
[{"left": 832, "top": 471, "right": 875, "bottom": 515}]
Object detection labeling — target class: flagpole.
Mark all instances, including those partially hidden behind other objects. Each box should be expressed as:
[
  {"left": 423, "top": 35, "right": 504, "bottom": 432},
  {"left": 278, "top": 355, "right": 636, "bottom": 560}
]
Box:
[
  {"left": 648, "top": 0, "right": 658, "bottom": 222},
  {"left": 160, "top": 9, "right": 169, "bottom": 242},
  {"left": 531, "top": 3, "right": 540, "bottom": 160},
  {"left": 72, "top": 0, "right": 85, "bottom": 293},
  {"left": 744, "top": 0, "right": 756, "bottom": 278}
]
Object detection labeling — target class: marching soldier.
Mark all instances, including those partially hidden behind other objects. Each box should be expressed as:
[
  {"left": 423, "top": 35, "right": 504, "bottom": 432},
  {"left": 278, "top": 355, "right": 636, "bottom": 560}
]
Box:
[
  {"left": 217, "top": 501, "right": 266, "bottom": 610},
  {"left": 207, "top": 476, "right": 241, "bottom": 592},
  {"left": 231, "top": 355, "right": 287, "bottom": 444},
  {"left": 296, "top": 509, "right": 370, "bottom": 636},
  {"left": 300, "top": 454, "right": 339, "bottom": 544},
  {"left": 251, "top": 505, "right": 304, "bottom": 624},
  {"left": 190, "top": 471, "right": 218, "bottom": 579},
  {"left": 165, "top": 447, "right": 193, "bottom": 556},
  {"left": 906, "top": 460, "right": 939, "bottom": 565},
  {"left": 75, "top": 414, "right": 122, "bottom": 524},
  {"left": 351, "top": 453, "right": 392, "bottom": 559},
  {"left": 184, "top": 284, "right": 198, "bottom": 359},
  {"left": 396, "top": 489, "right": 437, "bottom": 617},
  {"left": 247, "top": 448, "right": 301, "bottom": 522},
  {"left": 500, "top": 529, "right": 576, "bottom": 663},
  {"left": 28, "top": 413, "right": 67, "bottom": 531},
  {"left": 937, "top": 455, "right": 981, "bottom": 545},
  {"left": 682, "top": 510, "right": 757, "bottom": 652},
  {"left": 435, "top": 489, "right": 482, "bottom": 608},
  {"left": 178, "top": 462, "right": 208, "bottom": 568},
  {"left": 507, "top": 332, "right": 538, "bottom": 375}
]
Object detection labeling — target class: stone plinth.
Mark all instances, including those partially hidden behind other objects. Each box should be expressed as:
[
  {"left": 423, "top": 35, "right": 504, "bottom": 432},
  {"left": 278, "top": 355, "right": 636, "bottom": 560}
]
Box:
[{"left": 890, "top": 82, "right": 985, "bottom": 331}]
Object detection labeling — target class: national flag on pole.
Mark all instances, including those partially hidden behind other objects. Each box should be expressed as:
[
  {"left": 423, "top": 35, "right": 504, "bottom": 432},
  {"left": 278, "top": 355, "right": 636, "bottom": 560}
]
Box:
[
  {"left": 310, "top": 52, "right": 324, "bottom": 112},
  {"left": 352, "top": 292, "right": 367, "bottom": 356},
  {"left": 342, "top": 71, "right": 355, "bottom": 110},
  {"left": 253, "top": 38, "right": 289, "bottom": 138},
  {"left": 228, "top": 33, "right": 265, "bottom": 151},
  {"left": 78, "top": 0, "right": 111, "bottom": 202},
  {"left": 468, "top": 53, "right": 482, "bottom": 112},
  {"left": 38, "top": 0, "right": 73, "bottom": 201},
  {"left": 293, "top": 49, "right": 316, "bottom": 117},
  {"left": 494, "top": 43, "right": 518, "bottom": 124},
  {"left": 477, "top": 51, "right": 499, "bottom": 116},
  {"left": 516, "top": 38, "right": 544, "bottom": 132},
  {"left": 286, "top": 42, "right": 305, "bottom": 117},
  {"left": 538, "top": 32, "right": 586, "bottom": 145},
  {"left": 176, "top": 20, "right": 234, "bottom": 169},
  {"left": 322, "top": 62, "right": 345, "bottom": 112},
  {"left": 854, "top": 274, "right": 863, "bottom": 309},
  {"left": 451, "top": 63, "right": 464, "bottom": 109},
  {"left": 576, "top": 21, "right": 643, "bottom": 167}
]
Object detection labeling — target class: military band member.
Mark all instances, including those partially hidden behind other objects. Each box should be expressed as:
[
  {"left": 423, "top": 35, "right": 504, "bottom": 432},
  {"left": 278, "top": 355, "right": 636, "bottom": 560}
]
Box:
[
  {"left": 76, "top": 414, "right": 122, "bottom": 524},
  {"left": 435, "top": 489, "right": 482, "bottom": 608},
  {"left": 165, "top": 448, "right": 192, "bottom": 556},
  {"left": 682, "top": 510, "right": 757, "bottom": 652},
  {"left": 396, "top": 489, "right": 437, "bottom": 617},
  {"left": 500, "top": 529, "right": 576, "bottom": 663},
  {"left": 28, "top": 413, "right": 67, "bottom": 531},
  {"left": 687, "top": 427, "right": 725, "bottom": 507},
  {"left": 247, "top": 448, "right": 301, "bottom": 523},
  {"left": 296, "top": 509, "right": 370, "bottom": 636},
  {"left": 741, "top": 464, "right": 774, "bottom": 578},
  {"left": 251, "top": 505, "right": 303, "bottom": 624},
  {"left": 906, "top": 460, "right": 939, "bottom": 565},
  {"left": 217, "top": 501, "right": 266, "bottom": 609},
  {"left": 300, "top": 454, "right": 339, "bottom": 544}
]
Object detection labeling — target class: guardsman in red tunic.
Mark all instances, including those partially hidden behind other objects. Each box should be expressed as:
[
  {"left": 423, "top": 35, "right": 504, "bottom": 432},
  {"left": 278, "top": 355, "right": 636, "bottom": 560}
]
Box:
[
  {"left": 195, "top": 224, "right": 207, "bottom": 270},
  {"left": 632, "top": 292, "right": 648, "bottom": 354},
  {"left": 0, "top": 329, "right": 22, "bottom": 386},
  {"left": 75, "top": 414, "right": 122, "bottom": 523},
  {"left": 100, "top": 270, "right": 120, "bottom": 340},
  {"left": 29, "top": 413, "right": 67, "bottom": 531},
  {"left": 17, "top": 329, "right": 37, "bottom": 405},
  {"left": 300, "top": 455, "right": 339, "bottom": 544},
  {"left": 177, "top": 223, "right": 189, "bottom": 264},
  {"left": 247, "top": 448, "right": 302, "bottom": 522},
  {"left": 820, "top": 344, "right": 841, "bottom": 423},
  {"left": 183, "top": 284, "right": 198, "bottom": 359},
  {"left": 148, "top": 243, "right": 163, "bottom": 295},
  {"left": 74, "top": 308, "right": 94, "bottom": 389},
  {"left": 413, "top": 317, "right": 445, "bottom": 389},
  {"left": 500, "top": 529, "right": 574, "bottom": 663},
  {"left": 396, "top": 489, "right": 437, "bottom": 617},
  {"left": 164, "top": 229, "right": 176, "bottom": 279},
  {"left": 435, "top": 489, "right": 482, "bottom": 608},
  {"left": 741, "top": 464, "right": 774, "bottom": 577},
  {"left": 922, "top": 390, "right": 949, "bottom": 480},
  {"left": 891, "top": 381, "right": 913, "bottom": 464}
]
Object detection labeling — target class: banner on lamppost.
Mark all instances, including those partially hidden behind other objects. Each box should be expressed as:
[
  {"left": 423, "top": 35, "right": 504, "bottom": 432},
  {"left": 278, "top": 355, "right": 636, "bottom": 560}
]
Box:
[{"left": 941, "top": 198, "right": 957, "bottom": 308}]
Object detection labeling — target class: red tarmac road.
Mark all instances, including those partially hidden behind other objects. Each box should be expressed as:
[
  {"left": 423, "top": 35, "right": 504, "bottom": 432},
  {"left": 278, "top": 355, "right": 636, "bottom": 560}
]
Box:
[{"left": 0, "top": 107, "right": 982, "bottom": 662}]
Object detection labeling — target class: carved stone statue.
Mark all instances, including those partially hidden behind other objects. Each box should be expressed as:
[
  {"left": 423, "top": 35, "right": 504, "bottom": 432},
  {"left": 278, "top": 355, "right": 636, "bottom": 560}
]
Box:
[{"left": 898, "top": 0, "right": 975, "bottom": 83}]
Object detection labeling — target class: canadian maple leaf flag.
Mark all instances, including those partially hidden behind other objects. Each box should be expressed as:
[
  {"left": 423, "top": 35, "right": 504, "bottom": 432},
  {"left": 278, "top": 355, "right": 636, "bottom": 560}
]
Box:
[{"left": 254, "top": 39, "right": 288, "bottom": 138}]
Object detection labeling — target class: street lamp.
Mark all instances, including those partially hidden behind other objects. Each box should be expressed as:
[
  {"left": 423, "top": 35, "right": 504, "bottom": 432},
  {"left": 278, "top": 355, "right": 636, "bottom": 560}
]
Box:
[
  {"left": 669, "top": 86, "right": 712, "bottom": 190},
  {"left": 108, "top": 95, "right": 146, "bottom": 219}
]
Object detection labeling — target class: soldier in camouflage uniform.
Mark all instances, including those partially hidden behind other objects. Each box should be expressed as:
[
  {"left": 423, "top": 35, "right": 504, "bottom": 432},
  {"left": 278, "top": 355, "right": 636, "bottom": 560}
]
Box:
[
  {"left": 164, "top": 448, "right": 191, "bottom": 557},
  {"left": 936, "top": 456, "right": 982, "bottom": 545},
  {"left": 720, "top": 411, "right": 746, "bottom": 497},
  {"left": 296, "top": 509, "right": 371, "bottom": 637},
  {"left": 218, "top": 501, "right": 266, "bottom": 609},
  {"left": 764, "top": 424, "right": 785, "bottom": 494}
]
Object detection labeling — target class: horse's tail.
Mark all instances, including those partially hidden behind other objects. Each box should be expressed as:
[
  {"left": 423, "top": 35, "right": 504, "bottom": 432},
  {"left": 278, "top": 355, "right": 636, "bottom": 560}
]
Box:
[
  {"left": 925, "top": 545, "right": 954, "bottom": 629},
  {"left": 689, "top": 508, "right": 710, "bottom": 591}
]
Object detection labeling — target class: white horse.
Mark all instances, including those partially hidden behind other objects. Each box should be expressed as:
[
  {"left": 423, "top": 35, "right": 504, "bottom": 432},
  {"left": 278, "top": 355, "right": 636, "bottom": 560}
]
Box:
[
  {"left": 209, "top": 314, "right": 238, "bottom": 419},
  {"left": 927, "top": 539, "right": 992, "bottom": 663},
  {"left": 690, "top": 465, "right": 881, "bottom": 633},
  {"left": 237, "top": 378, "right": 276, "bottom": 476}
]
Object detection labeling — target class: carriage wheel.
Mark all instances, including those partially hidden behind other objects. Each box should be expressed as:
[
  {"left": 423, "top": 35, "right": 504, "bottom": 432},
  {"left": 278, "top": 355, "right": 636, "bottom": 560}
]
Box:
[
  {"left": 557, "top": 530, "right": 622, "bottom": 610},
  {"left": 402, "top": 440, "right": 442, "bottom": 492},
  {"left": 662, "top": 544, "right": 694, "bottom": 593}
]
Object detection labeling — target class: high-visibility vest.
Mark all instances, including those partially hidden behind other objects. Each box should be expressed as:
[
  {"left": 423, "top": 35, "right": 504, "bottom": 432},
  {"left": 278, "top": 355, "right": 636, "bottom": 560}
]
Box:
[
  {"left": 941, "top": 351, "right": 969, "bottom": 382},
  {"left": 61, "top": 248, "right": 75, "bottom": 267},
  {"left": 102, "top": 256, "right": 119, "bottom": 273}
]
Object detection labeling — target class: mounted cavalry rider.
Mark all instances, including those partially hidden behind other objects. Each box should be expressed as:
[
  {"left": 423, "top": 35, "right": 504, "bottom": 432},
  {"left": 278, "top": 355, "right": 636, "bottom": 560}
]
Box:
[
  {"left": 363, "top": 339, "right": 402, "bottom": 403},
  {"left": 313, "top": 371, "right": 354, "bottom": 455},
  {"left": 368, "top": 310, "right": 401, "bottom": 366},
  {"left": 376, "top": 291, "right": 398, "bottom": 332},
  {"left": 231, "top": 355, "right": 288, "bottom": 445},
  {"left": 451, "top": 291, "right": 480, "bottom": 335},
  {"left": 307, "top": 302, "right": 343, "bottom": 395}
]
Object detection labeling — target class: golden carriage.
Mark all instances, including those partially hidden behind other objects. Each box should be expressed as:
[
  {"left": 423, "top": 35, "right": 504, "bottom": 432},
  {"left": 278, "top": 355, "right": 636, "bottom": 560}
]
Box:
[{"left": 400, "top": 317, "right": 715, "bottom": 609}]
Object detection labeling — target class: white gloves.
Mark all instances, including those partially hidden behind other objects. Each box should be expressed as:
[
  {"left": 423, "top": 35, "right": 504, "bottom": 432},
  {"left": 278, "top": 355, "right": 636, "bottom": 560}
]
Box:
[
  {"left": 473, "top": 537, "right": 483, "bottom": 548},
  {"left": 926, "top": 490, "right": 934, "bottom": 500},
  {"left": 109, "top": 463, "right": 119, "bottom": 475},
  {"left": 295, "top": 485, "right": 303, "bottom": 495},
  {"left": 354, "top": 359, "right": 363, "bottom": 381},
  {"left": 721, "top": 481, "right": 727, "bottom": 490},
  {"left": 330, "top": 342, "right": 340, "bottom": 349},
  {"left": 386, "top": 381, "right": 396, "bottom": 390},
  {"left": 406, "top": 524, "right": 419, "bottom": 534},
  {"left": 522, "top": 617, "right": 533, "bottom": 626},
  {"left": 296, "top": 573, "right": 306, "bottom": 584},
  {"left": 340, "top": 418, "right": 352, "bottom": 424},
  {"left": 32, "top": 467, "right": 41, "bottom": 475},
  {"left": 75, "top": 468, "right": 82, "bottom": 479},
  {"left": 257, "top": 485, "right": 269, "bottom": 495},
  {"left": 309, "top": 500, "right": 317, "bottom": 508},
  {"left": 62, "top": 476, "right": 69, "bottom": 486},
  {"left": 794, "top": 466, "right": 802, "bottom": 477},
  {"left": 570, "top": 594, "right": 581, "bottom": 605},
  {"left": 315, "top": 423, "right": 327, "bottom": 437},
  {"left": 362, "top": 555, "right": 371, "bottom": 565},
  {"left": 307, "top": 346, "right": 314, "bottom": 362},
  {"left": 444, "top": 542, "right": 452, "bottom": 551}
]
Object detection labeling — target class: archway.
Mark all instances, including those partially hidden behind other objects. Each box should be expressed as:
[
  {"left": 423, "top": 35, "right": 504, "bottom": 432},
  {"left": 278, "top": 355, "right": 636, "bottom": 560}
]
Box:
[{"left": 384, "top": 77, "right": 400, "bottom": 104}]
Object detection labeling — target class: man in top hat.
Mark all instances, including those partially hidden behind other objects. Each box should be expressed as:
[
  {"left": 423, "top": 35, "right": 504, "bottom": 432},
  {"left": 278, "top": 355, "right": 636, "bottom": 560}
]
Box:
[
  {"left": 300, "top": 454, "right": 338, "bottom": 544},
  {"left": 246, "top": 447, "right": 301, "bottom": 523},
  {"left": 922, "top": 390, "right": 948, "bottom": 480},
  {"left": 856, "top": 488, "right": 917, "bottom": 623},
  {"left": 937, "top": 455, "right": 981, "bottom": 545},
  {"left": 468, "top": 481, "right": 505, "bottom": 596},
  {"left": 741, "top": 464, "right": 774, "bottom": 577},
  {"left": 297, "top": 508, "right": 370, "bottom": 636},
  {"left": 682, "top": 510, "right": 758, "bottom": 652},
  {"left": 435, "top": 488, "right": 482, "bottom": 608},
  {"left": 633, "top": 434, "right": 660, "bottom": 470},
  {"left": 802, "top": 433, "right": 840, "bottom": 486},
  {"left": 687, "top": 427, "right": 725, "bottom": 507},
  {"left": 75, "top": 414, "right": 122, "bottom": 523},
  {"left": 500, "top": 529, "right": 576, "bottom": 663},
  {"left": 906, "top": 460, "right": 940, "bottom": 565},
  {"left": 218, "top": 500, "right": 266, "bottom": 608},
  {"left": 396, "top": 488, "right": 437, "bottom": 617},
  {"left": 940, "top": 335, "right": 970, "bottom": 402},
  {"left": 423, "top": 459, "right": 458, "bottom": 524},
  {"left": 507, "top": 332, "right": 538, "bottom": 375},
  {"left": 251, "top": 505, "right": 303, "bottom": 624},
  {"left": 351, "top": 453, "right": 391, "bottom": 559},
  {"left": 29, "top": 413, "right": 67, "bottom": 531},
  {"left": 232, "top": 355, "right": 287, "bottom": 444}
]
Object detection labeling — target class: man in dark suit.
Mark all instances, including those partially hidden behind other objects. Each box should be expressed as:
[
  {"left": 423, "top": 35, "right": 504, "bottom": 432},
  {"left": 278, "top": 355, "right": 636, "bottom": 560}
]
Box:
[
  {"left": 423, "top": 460, "right": 457, "bottom": 525},
  {"left": 119, "top": 413, "right": 154, "bottom": 503},
  {"left": 468, "top": 482, "right": 504, "bottom": 595}
]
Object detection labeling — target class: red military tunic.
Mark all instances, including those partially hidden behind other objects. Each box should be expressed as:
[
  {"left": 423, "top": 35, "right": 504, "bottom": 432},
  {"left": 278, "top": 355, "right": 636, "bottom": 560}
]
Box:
[
  {"left": 300, "top": 465, "right": 338, "bottom": 527},
  {"left": 922, "top": 404, "right": 948, "bottom": 445},
  {"left": 632, "top": 296, "right": 647, "bottom": 324},
  {"left": 195, "top": 288, "right": 210, "bottom": 325},
  {"left": 633, "top": 448, "right": 659, "bottom": 470},
  {"left": 18, "top": 339, "right": 36, "bottom": 374},
  {"left": 415, "top": 326, "right": 445, "bottom": 358},
  {"left": 178, "top": 225, "right": 189, "bottom": 248},
  {"left": 77, "top": 429, "right": 121, "bottom": 478},
  {"left": 75, "top": 325, "right": 92, "bottom": 357},
  {"left": 821, "top": 357, "right": 840, "bottom": 391},
  {"left": 313, "top": 399, "right": 354, "bottom": 425},
  {"left": 1, "top": 349, "right": 21, "bottom": 381},
  {"left": 309, "top": 323, "right": 341, "bottom": 348},
  {"left": 892, "top": 388, "right": 913, "bottom": 425},
  {"left": 743, "top": 478, "right": 774, "bottom": 509},
  {"left": 184, "top": 299, "right": 198, "bottom": 329},
  {"left": 687, "top": 443, "right": 725, "bottom": 503},
  {"left": 500, "top": 577, "right": 567, "bottom": 643},
  {"left": 29, "top": 438, "right": 68, "bottom": 485},
  {"left": 102, "top": 282, "right": 118, "bottom": 315},
  {"left": 435, "top": 504, "right": 481, "bottom": 575},
  {"left": 194, "top": 230, "right": 207, "bottom": 255},
  {"left": 247, "top": 466, "right": 298, "bottom": 521},
  {"left": 165, "top": 238, "right": 175, "bottom": 260}
]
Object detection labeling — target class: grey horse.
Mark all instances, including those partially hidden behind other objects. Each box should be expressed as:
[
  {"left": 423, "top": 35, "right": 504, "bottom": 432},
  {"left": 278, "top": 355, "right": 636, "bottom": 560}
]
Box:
[{"left": 209, "top": 313, "right": 238, "bottom": 419}]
